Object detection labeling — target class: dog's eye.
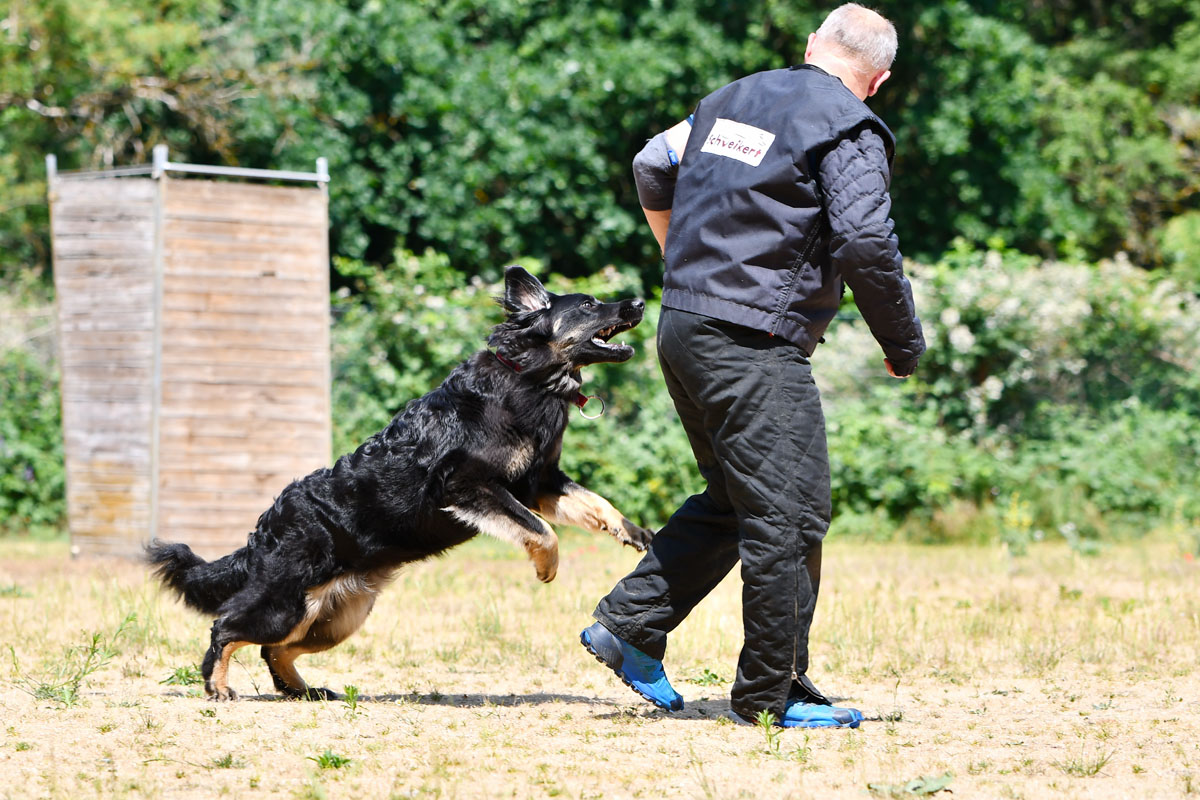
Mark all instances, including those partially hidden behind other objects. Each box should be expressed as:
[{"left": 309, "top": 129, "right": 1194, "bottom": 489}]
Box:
[{"left": 581, "top": 299, "right": 597, "bottom": 310}]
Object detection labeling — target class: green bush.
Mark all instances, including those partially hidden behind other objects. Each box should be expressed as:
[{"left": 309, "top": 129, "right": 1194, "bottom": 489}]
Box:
[
  {"left": 0, "top": 346, "right": 64, "bottom": 533},
  {"left": 824, "top": 247, "right": 1200, "bottom": 542},
  {"left": 907, "top": 244, "right": 1200, "bottom": 435}
]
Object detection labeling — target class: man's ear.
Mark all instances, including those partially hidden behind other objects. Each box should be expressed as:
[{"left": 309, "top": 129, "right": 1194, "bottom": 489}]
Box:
[
  {"left": 502, "top": 266, "right": 551, "bottom": 314},
  {"left": 866, "top": 69, "right": 891, "bottom": 97}
]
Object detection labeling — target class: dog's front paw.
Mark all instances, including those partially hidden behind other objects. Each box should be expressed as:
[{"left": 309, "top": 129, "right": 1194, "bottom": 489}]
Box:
[
  {"left": 617, "top": 517, "right": 654, "bottom": 551},
  {"left": 531, "top": 542, "right": 559, "bottom": 583}
]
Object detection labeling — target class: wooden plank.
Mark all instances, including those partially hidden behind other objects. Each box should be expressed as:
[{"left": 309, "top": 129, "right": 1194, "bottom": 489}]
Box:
[
  {"left": 159, "top": 362, "right": 324, "bottom": 387},
  {"left": 162, "top": 216, "right": 328, "bottom": 240},
  {"left": 160, "top": 381, "right": 326, "bottom": 405},
  {"left": 159, "top": 417, "right": 326, "bottom": 440},
  {"left": 53, "top": 178, "right": 156, "bottom": 203},
  {"left": 160, "top": 308, "right": 326, "bottom": 333},
  {"left": 53, "top": 260, "right": 153, "bottom": 281},
  {"left": 157, "top": 346, "right": 323, "bottom": 368},
  {"left": 52, "top": 205, "right": 155, "bottom": 221},
  {"left": 158, "top": 430, "right": 324, "bottom": 452},
  {"left": 161, "top": 256, "right": 322, "bottom": 282},
  {"left": 158, "top": 446, "right": 328, "bottom": 467},
  {"left": 162, "top": 291, "right": 327, "bottom": 315},
  {"left": 64, "top": 428, "right": 153, "bottom": 451},
  {"left": 158, "top": 327, "right": 325, "bottom": 350},
  {"left": 165, "top": 180, "right": 324, "bottom": 206},
  {"left": 60, "top": 363, "right": 149, "bottom": 380},
  {"left": 158, "top": 468, "right": 307, "bottom": 493},
  {"left": 62, "top": 399, "right": 153, "bottom": 418},
  {"left": 62, "top": 447, "right": 150, "bottom": 466},
  {"left": 155, "top": 449, "right": 325, "bottom": 473},
  {"left": 58, "top": 312, "right": 155, "bottom": 332},
  {"left": 163, "top": 234, "right": 324, "bottom": 256},
  {"left": 68, "top": 502, "right": 152, "bottom": 526},
  {"left": 60, "top": 349, "right": 154, "bottom": 368},
  {"left": 158, "top": 403, "right": 327, "bottom": 425},
  {"left": 61, "top": 414, "right": 151, "bottom": 434},
  {"left": 165, "top": 189, "right": 324, "bottom": 221},
  {"left": 52, "top": 239, "right": 156, "bottom": 259},
  {"left": 52, "top": 222, "right": 156, "bottom": 238},
  {"left": 159, "top": 489, "right": 280, "bottom": 507},
  {"left": 159, "top": 273, "right": 325, "bottom": 298}
]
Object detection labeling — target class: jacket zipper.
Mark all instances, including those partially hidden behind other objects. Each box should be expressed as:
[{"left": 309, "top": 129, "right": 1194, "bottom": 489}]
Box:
[
  {"left": 791, "top": 562, "right": 801, "bottom": 682},
  {"left": 769, "top": 215, "right": 826, "bottom": 338}
]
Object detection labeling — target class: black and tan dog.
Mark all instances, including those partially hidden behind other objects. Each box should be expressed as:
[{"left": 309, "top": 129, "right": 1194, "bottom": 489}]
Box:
[{"left": 148, "top": 266, "right": 650, "bottom": 701}]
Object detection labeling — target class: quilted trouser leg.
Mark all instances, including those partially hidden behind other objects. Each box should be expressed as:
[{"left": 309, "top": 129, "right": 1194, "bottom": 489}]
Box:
[{"left": 593, "top": 309, "right": 831, "bottom": 718}]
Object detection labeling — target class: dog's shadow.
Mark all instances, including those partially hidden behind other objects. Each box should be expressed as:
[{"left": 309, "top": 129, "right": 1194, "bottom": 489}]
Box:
[
  {"left": 200, "top": 690, "right": 623, "bottom": 708},
  {"left": 165, "top": 689, "right": 868, "bottom": 724}
]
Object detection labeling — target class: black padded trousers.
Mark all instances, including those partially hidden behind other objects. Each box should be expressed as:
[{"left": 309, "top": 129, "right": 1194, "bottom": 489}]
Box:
[{"left": 594, "top": 308, "right": 831, "bottom": 719}]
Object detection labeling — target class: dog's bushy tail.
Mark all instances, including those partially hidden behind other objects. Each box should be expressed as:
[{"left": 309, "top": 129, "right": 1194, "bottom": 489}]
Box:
[{"left": 146, "top": 540, "right": 250, "bottom": 616}]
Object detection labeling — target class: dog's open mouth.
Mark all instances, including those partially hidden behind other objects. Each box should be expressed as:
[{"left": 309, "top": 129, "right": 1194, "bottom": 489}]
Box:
[{"left": 591, "top": 321, "right": 636, "bottom": 350}]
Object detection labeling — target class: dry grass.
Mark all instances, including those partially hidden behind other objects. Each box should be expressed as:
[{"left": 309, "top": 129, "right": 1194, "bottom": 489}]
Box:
[{"left": 1, "top": 533, "right": 1198, "bottom": 799}]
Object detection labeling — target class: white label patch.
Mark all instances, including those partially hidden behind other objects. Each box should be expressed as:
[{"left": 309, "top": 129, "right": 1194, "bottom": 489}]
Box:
[{"left": 700, "top": 118, "right": 776, "bottom": 167}]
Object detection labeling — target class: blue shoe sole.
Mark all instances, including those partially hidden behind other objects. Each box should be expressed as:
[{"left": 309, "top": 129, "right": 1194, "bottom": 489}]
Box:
[
  {"left": 730, "top": 708, "right": 863, "bottom": 728},
  {"left": 779, "top": 716, "right": 861, "bottom": 729},
  {"left": 580, "top": 627, "right": 683, "bottom": 712},
  {"left": 780, "top": 706, "right": 863, "bottom": 729}
]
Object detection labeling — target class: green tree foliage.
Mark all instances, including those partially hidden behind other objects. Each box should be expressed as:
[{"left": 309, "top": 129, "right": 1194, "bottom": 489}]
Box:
[
  {"left": 4, "top": 1, "right": 1198, "bottom": 279},
  {"left": 225, "top": 0, "right": 766, "bottom": 276},
  {"left": 0, "top": 0, "right": 294, "bottom": 284}
]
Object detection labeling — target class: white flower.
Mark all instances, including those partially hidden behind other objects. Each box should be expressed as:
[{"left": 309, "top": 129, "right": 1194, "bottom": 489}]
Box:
[{"left": 949, "top": 325, "right": 976, "bottom": 352}]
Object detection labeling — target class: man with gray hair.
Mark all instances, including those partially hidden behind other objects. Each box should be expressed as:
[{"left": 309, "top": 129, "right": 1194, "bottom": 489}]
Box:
[{"left": 580, "top": 4, "right": 924, "bottom": 728}]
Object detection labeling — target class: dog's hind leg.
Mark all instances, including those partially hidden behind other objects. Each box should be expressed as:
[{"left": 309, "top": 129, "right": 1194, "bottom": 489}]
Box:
[
  {"left": 443, "top": 487, "right": 560, "bottom": 582},
  {"left": 202, "top": 587, "right": 308, "bottom": 701},
  {"left": 260, "top": 573, "right": 384, "bottom": 700}
]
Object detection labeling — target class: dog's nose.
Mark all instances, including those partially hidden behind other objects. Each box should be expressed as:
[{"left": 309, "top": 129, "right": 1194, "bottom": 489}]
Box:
[{"left": 631, "top": 299, "right": 645, "bottom": 311}]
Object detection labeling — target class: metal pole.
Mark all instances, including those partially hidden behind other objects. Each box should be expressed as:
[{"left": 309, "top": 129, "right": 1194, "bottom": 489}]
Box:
[
  {"left": 45, "top": 154, "right": 57, "bottom": 181},
  {"left": 316, "top": 157, "right": 329, "bottom": 184},
  {"left": 152, "top": 144, "right": 169, "bottom": 180}
]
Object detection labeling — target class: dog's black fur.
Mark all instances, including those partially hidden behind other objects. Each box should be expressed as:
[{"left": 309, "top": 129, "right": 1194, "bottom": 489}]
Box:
[{"left": 147, "top": 267, "right": 649, "bottom": 701}]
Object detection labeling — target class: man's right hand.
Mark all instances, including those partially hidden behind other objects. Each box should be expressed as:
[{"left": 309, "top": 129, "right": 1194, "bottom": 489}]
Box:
[{"left": 884, "top": 358, "right": 915, "bottom": 379}]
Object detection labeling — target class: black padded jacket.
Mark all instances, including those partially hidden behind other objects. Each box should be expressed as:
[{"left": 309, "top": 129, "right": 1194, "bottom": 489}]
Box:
[{"left": 653, "top": 64, "right": 925, "bottom": 373}]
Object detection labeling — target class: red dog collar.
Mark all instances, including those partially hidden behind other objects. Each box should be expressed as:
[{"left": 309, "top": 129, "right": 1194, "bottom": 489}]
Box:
[{"left": 494, "top": 351, "right": 597, "bottom": 413}]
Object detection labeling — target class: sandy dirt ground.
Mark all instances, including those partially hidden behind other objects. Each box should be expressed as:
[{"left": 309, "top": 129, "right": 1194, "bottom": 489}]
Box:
[{"left": 1, "top": 536, "right": 1198, "bottom": 799}]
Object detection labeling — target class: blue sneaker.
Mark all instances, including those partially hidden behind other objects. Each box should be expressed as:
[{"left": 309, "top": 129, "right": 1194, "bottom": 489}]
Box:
[
  {"left": 780, "top": 700, "right": 863, "bottom": 728},
  {"left": 580, "top": 622, "right": 684, "bottom": 711}
]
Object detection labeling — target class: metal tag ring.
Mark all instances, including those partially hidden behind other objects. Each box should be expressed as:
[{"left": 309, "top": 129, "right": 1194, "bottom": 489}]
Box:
[{"left": 579, "top": 395, "right": 605, "bottom": 420}]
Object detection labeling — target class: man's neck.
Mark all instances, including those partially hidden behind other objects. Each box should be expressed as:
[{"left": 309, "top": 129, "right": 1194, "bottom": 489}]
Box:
[{"left": 805, "top": 55, "right": 870, "bottom": 101}]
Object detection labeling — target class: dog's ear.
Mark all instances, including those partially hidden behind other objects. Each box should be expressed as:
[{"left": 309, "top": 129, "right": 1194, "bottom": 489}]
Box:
[{"left": 501, "top": 266, "right": 551, "bottom": 315}]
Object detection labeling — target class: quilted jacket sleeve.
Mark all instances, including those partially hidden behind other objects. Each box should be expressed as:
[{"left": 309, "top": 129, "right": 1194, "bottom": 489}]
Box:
[{"left": 818, "top": 126, "right": 926, "bottom": 375}]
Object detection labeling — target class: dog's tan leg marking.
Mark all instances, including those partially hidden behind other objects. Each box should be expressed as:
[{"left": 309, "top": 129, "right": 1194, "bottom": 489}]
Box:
[
  {"left": 265, "top": 571, "right": 391, "bottom": 698},
  {"left": 444, "top": 505, "right": 560, "bottom": 582},
  {"left": 536, "top": 485, "right": 650, "bottom": 548},
  {"left": 208, "top": 641, "right": 250, "bottom": 701},
  {"left": 262, "top": 645, "right": 309, "bottom": 695}
]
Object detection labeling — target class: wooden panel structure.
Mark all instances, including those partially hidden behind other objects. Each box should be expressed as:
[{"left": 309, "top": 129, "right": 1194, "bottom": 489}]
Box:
[
  {"left": 50, "top": 178, "right": 157, "bottom": 557},
  {"left": 156, "top": 179, "right": 330, "bottom": 556},
  {"left": 50, "top": 170, "right": 331, "bottom": 559}
]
